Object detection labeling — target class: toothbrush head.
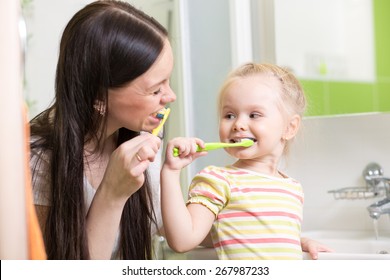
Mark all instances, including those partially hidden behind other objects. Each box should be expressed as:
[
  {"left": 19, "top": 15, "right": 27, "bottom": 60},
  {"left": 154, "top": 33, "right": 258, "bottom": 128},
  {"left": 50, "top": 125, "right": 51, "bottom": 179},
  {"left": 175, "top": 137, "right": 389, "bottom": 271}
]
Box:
[
  {"left": 155, "top": 108, "right": 167, "bottom": 120},
  {"left": 152, "top": 107, "right": 170, "bottom": 136},
  {"left": 240, "top": 138, "right": 254, "bottom": 147}
]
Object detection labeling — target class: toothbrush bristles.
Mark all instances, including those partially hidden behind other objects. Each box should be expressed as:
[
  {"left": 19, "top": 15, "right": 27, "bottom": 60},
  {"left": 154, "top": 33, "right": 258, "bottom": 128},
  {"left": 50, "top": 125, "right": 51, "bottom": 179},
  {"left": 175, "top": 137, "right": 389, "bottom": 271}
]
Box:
[
  {"left": 156, "top": 113, "right": 164, "bottom": 119},
  {"left": 241, "top": 139, "right": 254, "bottom": 147},
  {"left": 155, "top": 108, "right": 167, "bottom": 119}
]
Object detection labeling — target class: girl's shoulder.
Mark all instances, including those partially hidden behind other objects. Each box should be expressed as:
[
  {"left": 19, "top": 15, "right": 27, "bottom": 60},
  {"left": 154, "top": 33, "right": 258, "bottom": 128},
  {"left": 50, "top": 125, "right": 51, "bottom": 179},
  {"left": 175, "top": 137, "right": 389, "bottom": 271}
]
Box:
[{"left": 199, "top": 165, "right": 245, "bottom": 173}]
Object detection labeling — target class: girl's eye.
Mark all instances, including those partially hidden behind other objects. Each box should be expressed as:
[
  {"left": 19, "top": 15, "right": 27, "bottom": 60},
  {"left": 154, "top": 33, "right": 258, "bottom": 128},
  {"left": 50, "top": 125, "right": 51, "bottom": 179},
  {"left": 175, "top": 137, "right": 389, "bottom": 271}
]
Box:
[
  {"left": 250, "top": 112, "right": 261, "bottom": 118},
  {"left": 224, "top": 113, "right": 235, "bottom": 119}
]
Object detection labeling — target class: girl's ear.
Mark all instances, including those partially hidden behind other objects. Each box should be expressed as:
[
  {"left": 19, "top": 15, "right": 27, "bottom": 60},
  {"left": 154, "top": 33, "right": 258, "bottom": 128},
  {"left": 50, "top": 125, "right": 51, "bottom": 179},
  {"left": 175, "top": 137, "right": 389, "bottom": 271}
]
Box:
[{"left": 283, "top": 114, "right": 301, "bottom": 141}]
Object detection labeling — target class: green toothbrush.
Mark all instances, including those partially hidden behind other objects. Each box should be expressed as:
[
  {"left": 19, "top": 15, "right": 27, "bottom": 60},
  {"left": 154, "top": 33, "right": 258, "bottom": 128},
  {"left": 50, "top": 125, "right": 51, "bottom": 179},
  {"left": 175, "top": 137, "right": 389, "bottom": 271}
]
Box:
[{"left": 173, "top": 139, "right": 254, "bottom": 157}]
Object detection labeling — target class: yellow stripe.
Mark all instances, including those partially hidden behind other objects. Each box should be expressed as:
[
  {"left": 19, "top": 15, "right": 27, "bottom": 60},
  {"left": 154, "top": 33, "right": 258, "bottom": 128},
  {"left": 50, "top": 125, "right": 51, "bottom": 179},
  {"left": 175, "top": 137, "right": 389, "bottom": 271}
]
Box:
[
  {"left": 216, "top": 228, "right": 300, "bottom": 236},
  {"left": 226, "top": 202, "right": 302, "bottom": 212}
]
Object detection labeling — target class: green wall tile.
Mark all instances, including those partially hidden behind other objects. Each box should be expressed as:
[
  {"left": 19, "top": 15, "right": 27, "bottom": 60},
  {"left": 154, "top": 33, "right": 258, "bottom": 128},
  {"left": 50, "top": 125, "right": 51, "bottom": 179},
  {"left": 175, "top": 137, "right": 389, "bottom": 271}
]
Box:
[
  {"left": 376, "top": 81, "right": 390, "bottom": 111},
  {"left": 300, "top": 80, "right": 327, "bottom": 116},
  {"left": 374, "top": 0, "right": 390, "bottom": 77},
  {"left": 328, "top": 82, "right": 374, "bottom": 114}
]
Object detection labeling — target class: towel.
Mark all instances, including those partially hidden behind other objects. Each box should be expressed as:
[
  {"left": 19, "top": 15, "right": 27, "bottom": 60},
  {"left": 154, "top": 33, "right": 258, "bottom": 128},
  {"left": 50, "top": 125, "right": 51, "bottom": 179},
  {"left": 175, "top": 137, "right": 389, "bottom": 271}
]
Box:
[{"left": 23, "top": 104, "right": 46, "bottom": 259}]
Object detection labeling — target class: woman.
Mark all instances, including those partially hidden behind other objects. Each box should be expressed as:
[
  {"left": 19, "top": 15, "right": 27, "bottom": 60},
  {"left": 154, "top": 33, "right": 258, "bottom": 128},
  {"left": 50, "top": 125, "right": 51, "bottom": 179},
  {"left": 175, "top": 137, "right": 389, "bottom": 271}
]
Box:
[{"left": 29, "top": 0, "right": 176, "bottom": 260}]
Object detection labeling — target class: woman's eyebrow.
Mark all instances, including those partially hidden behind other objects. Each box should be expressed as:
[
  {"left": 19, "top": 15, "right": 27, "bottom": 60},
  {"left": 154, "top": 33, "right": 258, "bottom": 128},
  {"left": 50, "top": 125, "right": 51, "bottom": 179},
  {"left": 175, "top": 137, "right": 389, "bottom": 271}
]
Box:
[{"left": 145, "top": 78, "right": 166, "bottom": 91}]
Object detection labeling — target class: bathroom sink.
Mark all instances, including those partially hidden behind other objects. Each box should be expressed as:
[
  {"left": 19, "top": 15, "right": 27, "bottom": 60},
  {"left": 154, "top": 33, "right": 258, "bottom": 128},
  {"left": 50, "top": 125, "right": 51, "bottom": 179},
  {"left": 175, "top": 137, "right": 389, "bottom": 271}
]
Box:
[
  {"left": 302, "top": 230, "right": 390, "bottom": 260},
  {"left": 161, "top": 230, "right": 390, "bottom": 260},
  {"left": 180, "top": 230, "right": 390, "bottom": 260},
  {"left": 185, "top": 247, "right": 218, "bottom": 260}
]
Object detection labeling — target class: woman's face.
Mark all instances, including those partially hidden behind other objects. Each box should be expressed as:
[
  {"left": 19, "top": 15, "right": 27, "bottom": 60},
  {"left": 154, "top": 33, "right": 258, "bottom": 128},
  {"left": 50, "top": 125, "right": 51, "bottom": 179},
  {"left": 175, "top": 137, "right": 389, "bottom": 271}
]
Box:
[{"left": 107, "top": 39, "right": 176, "bottom": 135}]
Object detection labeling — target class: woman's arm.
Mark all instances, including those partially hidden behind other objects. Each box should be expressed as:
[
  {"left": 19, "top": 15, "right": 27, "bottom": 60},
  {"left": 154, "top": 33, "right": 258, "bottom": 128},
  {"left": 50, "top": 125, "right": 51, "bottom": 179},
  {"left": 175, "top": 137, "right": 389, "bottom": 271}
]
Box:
[{"left": 86, "top": 133, "right": 161, "bottom": 259}]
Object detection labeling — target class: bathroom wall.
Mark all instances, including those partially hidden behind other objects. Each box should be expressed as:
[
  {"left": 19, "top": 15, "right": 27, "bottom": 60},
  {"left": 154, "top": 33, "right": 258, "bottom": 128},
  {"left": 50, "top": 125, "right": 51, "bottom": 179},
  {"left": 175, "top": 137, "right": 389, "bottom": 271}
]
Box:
[
  {"left": 183, "top": 0, "right": 233, "bottom": 181},
  {"left": 24, "top": 0, "right": 92, "bottom": 118},
  {"left": 284, "top": 113, "right": 390, "bottom": 234}
]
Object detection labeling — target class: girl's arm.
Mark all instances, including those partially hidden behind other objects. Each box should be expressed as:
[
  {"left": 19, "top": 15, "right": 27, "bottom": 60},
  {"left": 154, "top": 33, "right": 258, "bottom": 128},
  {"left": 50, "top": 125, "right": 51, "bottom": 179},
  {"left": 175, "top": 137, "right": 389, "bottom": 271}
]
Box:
[{"left": 161, "top": 137, "right": 214, "bottom": 253}]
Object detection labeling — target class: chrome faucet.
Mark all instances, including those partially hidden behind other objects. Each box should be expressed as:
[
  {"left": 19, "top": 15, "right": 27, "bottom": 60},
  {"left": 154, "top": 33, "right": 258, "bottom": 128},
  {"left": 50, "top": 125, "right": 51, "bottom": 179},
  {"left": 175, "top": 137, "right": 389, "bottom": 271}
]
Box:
[
  {"left": 365, "top": 163, "right": 390, "bottom": 220},
  {"left": 367, "top": 197, "right": 390, "bottom": 219}
]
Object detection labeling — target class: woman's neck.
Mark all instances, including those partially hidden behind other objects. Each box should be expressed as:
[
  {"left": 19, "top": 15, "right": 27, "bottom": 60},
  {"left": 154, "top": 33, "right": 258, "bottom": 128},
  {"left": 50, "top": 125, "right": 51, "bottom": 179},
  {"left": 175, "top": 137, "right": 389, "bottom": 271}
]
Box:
[{"left": 83, "top": 132, "right": 118, "bottom": 190}]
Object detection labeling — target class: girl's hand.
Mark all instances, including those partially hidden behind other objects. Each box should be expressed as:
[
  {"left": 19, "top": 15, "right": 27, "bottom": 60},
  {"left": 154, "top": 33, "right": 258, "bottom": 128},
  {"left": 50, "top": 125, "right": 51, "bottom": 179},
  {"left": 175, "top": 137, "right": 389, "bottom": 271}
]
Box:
[
  {"left": 164, "top": 137, "right": 207, "bottom": 171},
  {"left": 100, "top": 133, "right": 161, "bottom": 202},
  {"left": 301, "top": 237, "right": 334, "bottom": 260}
]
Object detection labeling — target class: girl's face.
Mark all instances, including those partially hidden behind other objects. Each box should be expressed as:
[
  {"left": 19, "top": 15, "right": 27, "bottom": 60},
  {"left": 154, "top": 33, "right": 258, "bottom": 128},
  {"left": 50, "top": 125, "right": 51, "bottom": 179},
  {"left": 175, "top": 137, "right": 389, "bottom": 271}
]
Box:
[
  {"left": 219, "top": 74, "right": 292, "bottom": 162},
  {"left": 107, "top": 39, "right": 176, "bottom": 135}
]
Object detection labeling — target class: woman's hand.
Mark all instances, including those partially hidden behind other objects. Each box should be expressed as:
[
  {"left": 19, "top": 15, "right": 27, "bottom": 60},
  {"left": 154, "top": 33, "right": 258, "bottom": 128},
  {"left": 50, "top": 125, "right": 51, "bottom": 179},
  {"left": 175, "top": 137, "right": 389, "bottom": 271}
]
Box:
[
  {"left": 100, "top": 133, "right": 161, "bottom": 202},
  {"left": 163, "top": 137, "right": 207, "bottom": 171},
  {"left": 301, "top": 237, "right": 334, "bottom": 260}
]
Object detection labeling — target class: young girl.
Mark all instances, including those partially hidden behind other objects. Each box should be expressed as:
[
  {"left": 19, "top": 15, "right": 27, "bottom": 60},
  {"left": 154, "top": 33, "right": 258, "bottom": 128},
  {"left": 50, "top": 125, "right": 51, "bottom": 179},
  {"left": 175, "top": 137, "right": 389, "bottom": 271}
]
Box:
[{"left": 161, "top": 63, "right": 331, "bottom": 260}]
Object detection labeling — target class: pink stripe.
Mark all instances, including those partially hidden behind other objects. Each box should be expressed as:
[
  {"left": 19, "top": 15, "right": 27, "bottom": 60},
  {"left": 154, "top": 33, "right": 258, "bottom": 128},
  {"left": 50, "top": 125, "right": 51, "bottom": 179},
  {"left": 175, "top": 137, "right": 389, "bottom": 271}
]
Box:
[
  {"left": 225, "top": 170, "right": 249, "bottom": 175},
  {"left": 194, "top": 189, "right": 221, "bottom": 201},
  {"left": 218, "top": 211, "right": 301, "bottom": 221},
  {"left": 202, "top": 168, "right": 248, "bottom": 176},
  {"left": 231, "top": 187, "right": 303, "bottom": 203},
  {"left": 214, "top": 237, "right": 300, "bottom": 248},
  {"left": 200, "top": 170, "right": 229, "bottom": 183}
]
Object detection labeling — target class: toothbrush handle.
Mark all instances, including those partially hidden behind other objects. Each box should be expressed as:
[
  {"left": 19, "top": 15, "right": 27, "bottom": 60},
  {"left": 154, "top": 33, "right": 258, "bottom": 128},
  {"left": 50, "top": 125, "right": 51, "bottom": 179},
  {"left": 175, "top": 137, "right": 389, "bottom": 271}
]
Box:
[
  {"left": 172, "top": 143, "right": 224, "bottom": 157},
  {"left": 172, "top": 146, "right": 200, "bottom": 157}
]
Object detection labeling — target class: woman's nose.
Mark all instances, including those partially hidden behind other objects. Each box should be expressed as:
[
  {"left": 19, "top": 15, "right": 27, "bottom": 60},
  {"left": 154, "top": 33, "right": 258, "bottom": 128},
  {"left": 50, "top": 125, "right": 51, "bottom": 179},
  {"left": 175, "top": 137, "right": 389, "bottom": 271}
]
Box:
[{"left": 162, "top": 87, "right": 176, "bottom": 103}]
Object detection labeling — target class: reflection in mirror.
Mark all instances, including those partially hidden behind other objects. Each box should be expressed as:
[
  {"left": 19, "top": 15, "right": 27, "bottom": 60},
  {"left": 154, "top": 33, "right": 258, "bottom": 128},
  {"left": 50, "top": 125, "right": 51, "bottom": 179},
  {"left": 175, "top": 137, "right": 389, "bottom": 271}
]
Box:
[
  {"left": 252, "top": 0, "right": 375, "bottom": 81},
  {"left": 273, "top": 0, "right": 375, "bottom": 82},
  {"left": 251, "top": 0, "right": 390, "bottom": 116}
]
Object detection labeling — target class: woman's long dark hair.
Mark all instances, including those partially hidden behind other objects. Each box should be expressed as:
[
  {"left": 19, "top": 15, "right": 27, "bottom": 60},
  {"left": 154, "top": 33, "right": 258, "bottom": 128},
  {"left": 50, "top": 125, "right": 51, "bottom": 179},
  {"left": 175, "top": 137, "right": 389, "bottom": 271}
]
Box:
[{"left": 30, "top": 0, "right": 168, "bottom": 259}]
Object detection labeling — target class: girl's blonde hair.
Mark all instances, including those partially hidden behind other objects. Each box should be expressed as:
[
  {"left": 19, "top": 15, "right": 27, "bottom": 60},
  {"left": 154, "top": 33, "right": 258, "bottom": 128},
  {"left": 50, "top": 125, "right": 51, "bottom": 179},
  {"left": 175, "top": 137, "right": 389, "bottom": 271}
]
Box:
[
  {"left": 218, "top": 63, "right": 306, "bottom": 117},
  {"left": 217, "top": 63, "right": 307, "bottom": 155}
]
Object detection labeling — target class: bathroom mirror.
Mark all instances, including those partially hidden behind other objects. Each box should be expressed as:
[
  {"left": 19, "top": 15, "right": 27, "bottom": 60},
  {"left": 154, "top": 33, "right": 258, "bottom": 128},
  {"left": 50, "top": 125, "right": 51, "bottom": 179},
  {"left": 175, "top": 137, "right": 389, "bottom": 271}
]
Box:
[
  {"left": 272, "top": 0, "right": 375, "bottom": 82},
  {"left": 250, "top": 0, "right": 390, "bottom": 116}
]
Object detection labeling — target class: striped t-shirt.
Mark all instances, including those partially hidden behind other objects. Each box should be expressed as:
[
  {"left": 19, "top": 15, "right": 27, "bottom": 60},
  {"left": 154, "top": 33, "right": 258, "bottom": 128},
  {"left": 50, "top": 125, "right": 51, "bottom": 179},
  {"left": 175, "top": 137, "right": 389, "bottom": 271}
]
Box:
[{"left": 187, "top": 165, "right": 304, "bottom": 260}]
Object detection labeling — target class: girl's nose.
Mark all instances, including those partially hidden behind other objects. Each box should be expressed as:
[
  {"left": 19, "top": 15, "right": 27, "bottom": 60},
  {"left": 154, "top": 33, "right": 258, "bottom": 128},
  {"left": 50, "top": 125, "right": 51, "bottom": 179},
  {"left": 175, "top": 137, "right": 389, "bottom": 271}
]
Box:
[{"left": 233, "top": 117, "right": 247, "bottom": 131}]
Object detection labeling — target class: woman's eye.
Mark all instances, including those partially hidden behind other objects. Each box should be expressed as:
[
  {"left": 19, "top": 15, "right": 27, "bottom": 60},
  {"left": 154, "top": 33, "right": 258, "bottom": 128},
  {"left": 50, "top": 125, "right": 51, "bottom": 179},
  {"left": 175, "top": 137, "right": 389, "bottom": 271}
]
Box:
[{"left": 152, "top": 88, "right": 162, "bottom": 95}]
